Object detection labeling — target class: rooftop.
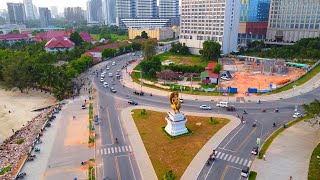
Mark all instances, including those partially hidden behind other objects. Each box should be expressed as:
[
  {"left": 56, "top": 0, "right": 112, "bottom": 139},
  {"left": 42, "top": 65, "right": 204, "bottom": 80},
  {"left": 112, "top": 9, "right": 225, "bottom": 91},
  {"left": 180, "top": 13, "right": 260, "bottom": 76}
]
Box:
[{"left": 45, "top": 37, "right": 75, "bottom": 48}]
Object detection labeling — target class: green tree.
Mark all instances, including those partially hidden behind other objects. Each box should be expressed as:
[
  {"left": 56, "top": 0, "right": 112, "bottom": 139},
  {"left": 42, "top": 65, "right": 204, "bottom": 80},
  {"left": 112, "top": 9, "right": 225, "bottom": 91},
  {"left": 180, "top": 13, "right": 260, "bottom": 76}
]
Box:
[
  {"left": 199, "top": 41, "right": 221, "bottom": 61},
  {"left": 102, "top": 48, "right": 117, "bottom": 59},
  {"left": 140, "top": 56, "right": 161, "bottom": 78},
  {"left": 131, "top": 42, "right": 142, "bottom": 50},
  {"left": 141, "top": 31, "right": 148, "bottom": 39},
  {"left": 213, "top": 63, "right": 222, "bottom": 74},
  {"left": 135, "top": 35, "right": 141, "bottom": 39},
  {"left": 69, "top": 31, "right": 84, "bottom": 46},
  {"left": 163, "top": 170, "right": 175, "bottom": 180},
  {"left": 142, "top": 39, "right": 157, "bottom": 60}
]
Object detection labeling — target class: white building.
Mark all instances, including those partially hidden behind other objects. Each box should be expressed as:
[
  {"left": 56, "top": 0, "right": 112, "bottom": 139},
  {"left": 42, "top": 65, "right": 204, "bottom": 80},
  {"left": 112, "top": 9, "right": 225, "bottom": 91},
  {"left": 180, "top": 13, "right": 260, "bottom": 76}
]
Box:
[
  {"left": 266, "top": 0, "right": 320, "bottom": 45},
  {"left": 102, "top": 0, "right": 116, "bottom": 25},
  {"left": 159, "top": 0, "right": 179, "bottom": 18},
  {"left": 50, "top": 6, "right": 58, "bottom": 18},
  {"left": 45, "top": 37, "right": 75, "bottom": 53},
  {"left": 179, "top": 0, "right": 241, "bottom": 54},
  {"left": 23, "top": 0, "right": 36, "bottom": 20}
]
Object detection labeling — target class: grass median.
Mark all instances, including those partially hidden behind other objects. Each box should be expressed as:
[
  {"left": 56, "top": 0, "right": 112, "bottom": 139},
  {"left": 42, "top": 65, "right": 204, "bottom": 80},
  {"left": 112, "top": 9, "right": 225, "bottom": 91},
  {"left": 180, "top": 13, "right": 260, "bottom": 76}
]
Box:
[
  {"left": 132, "top": 109, "right": 230, "bottom": 179},
  {"left": 308, "top": 143, "right": 320, "bottom": 180},
  {"left": 249, "top": 171, "right": 257, "bottom": 180}
]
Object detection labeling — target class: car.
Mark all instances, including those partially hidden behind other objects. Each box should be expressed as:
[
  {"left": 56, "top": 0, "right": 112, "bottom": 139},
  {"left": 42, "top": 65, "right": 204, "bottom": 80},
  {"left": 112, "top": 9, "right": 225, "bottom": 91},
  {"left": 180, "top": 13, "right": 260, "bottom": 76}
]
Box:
[
  {"left": 108, "top": 73, "right": 113, "bottom": 77},
  {"left": 226, "top": 106, "right": 236, "bottom": 111},
  {"left": 221, "top": 76, "right": 231, "bottom": 81},
  {"left": 293, "top": 112, "right": 302, "bottom": 118},
  {"left": 101, "top": 74, "right": 105, "bottom": 77},
  {"left": 133, "top": 91, "right": 144, "bottom": 96},
  {"left": 251, "top": 146, "right": 259, "bottom": 155},
  {"left": 81, "top": 104, "right": 86, "bottom": 109},
  {"left": 106, "top": 66, "right": 110, "bottom": 70},
  {"left": 100, "top": 78, "right": 104, "bottom": 82},
  {"left": 200, "top": 105, "right": 211, "bottom": 110},
  {"left": 110, "top": 87, "right": 117, "bottom": 93},
  {"left": 117, "top": 69, "right": 121, "bottom": 72},
  {"left": 128, "top": 100, "right": 138, "bottom": 105},
  {"left": 103, "top": 82, "right": 109, "bottom": 88},
  {"left": 180, "top": 99, "right": 184, "bottom": 103},
  {"left": 216, "top": 101, "right": 229, "bottom": 107},
  {"left": 241, "top": 166, "right": 250, "bottom": 177},
  {"left": 112, "top": 62, "right": 116, "bottom": 66}
]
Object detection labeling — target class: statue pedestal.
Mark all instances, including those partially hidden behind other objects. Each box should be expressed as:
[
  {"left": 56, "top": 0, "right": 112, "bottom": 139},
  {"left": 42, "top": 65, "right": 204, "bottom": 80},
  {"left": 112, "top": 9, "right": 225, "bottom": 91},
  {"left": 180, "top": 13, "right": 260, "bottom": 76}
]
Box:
[{"left": 164, "top": 112, "right": 188, "bottom": 136}]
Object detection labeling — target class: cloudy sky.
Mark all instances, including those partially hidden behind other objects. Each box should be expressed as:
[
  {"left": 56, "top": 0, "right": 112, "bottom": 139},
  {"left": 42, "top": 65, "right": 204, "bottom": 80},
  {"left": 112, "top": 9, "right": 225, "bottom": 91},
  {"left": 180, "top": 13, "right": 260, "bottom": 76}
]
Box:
[{"left": 2, "top": 0, "right": 88, "bottom": 12}]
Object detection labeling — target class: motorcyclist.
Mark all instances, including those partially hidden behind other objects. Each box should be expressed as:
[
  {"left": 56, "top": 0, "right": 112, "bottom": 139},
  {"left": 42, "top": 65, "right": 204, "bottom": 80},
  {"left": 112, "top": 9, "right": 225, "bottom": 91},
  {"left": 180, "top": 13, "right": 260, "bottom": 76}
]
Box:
[
  {"left": 253, "top": 120, "right": 257, "bottom": 127},
  {"left": 273, "top": 122, "right": 276, "bottom": 127},
  {"left": 257, "top": 100, "right": 261, "bottom": 104},
  {"left": 243, "top": 110, "right": 248, "bottom": 114},
  {"left": 115, "top": 138, "right": 118, "bottom": 144}
]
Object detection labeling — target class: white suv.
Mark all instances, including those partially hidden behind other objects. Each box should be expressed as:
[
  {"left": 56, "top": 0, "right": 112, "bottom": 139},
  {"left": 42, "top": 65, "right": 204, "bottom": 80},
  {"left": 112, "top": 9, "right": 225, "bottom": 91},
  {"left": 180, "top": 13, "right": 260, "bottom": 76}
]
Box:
[{"left": 200, "top": 105, "right": 211, "bottom": 110}]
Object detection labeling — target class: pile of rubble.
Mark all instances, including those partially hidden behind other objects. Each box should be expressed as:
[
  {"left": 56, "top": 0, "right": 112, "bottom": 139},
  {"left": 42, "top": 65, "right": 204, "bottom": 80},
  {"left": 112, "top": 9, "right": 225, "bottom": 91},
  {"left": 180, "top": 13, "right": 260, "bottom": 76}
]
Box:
[{"left": 0, "top": 104, "right": 60, "bottom": 179}]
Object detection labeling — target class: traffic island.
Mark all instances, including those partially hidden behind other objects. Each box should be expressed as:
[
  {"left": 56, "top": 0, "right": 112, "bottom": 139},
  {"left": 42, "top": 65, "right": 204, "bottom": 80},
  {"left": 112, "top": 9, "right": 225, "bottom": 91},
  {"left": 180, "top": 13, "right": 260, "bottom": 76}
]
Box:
[
  {"left": 88, "top": 103, "right": 95, "bottom": 148},
  {"left": 131, "top": 109, "right": 230, "bottom": 179},
  {"left": 308, "top": 143, "right": 320, "bottom": 179}
]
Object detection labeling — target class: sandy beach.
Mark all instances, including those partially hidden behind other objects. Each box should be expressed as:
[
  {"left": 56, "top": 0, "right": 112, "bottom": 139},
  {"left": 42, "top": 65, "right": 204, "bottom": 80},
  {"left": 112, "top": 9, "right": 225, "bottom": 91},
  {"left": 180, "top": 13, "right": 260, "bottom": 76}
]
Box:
[{"left": 0, "top": 89, "right": 55, "bottom": 143}]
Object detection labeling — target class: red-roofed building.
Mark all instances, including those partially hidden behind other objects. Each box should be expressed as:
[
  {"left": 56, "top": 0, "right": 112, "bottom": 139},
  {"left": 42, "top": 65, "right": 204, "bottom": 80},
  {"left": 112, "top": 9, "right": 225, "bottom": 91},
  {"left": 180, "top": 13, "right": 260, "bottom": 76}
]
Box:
[
  {"left": 205, "top": 62, "right": 216, "bottom": 71},
  {"left": 84, "top": 52, "right": 101, "bottom": 63},
  {"left": 80, "top": 32, "right": 95, "bottom": 43},
  {"left": 34, "top": 30, "right": 75, "bottom": 42},
  {"left": 0, "top": 33, "right": 33, "bottom": 45},
  {"left": 45, "top": 37, "right": 75, "bottom": 53}
]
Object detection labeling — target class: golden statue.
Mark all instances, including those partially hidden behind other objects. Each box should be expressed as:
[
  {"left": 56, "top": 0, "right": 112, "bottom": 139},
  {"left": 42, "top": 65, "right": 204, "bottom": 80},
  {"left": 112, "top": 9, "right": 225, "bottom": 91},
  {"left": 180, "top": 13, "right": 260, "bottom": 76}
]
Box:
[{"left": 170, "top": 92, "right": 181, "bottom": 113}]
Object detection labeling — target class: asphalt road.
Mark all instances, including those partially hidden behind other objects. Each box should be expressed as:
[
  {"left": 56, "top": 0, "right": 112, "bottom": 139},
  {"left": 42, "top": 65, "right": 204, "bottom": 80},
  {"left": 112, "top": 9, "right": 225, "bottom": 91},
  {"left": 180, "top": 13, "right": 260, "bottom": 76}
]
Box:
[{"left": 90, "top": 49, "right": 320, "bottom": 180}]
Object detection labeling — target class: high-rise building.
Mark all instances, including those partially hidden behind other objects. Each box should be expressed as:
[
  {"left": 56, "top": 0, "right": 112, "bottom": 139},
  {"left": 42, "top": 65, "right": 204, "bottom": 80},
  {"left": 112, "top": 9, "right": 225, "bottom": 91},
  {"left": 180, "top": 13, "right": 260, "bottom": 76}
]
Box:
[
  {"left": 87, "top": 0, "right": 103, "bottom": 23},
  {"left": 23, "top": 0, "right": 36, "bottom": 20},
  {"left": 179, "top": 0, "right": 241, "bottom": 54},
  {"left": 102, "top": 0, "right": 116, "bottom": 25},
  {"left": 136, "top": 0, "right": 157, "bottom": 18},
  {"left": 50, "top": 6, "right": 58, "bottom": 18},
  {"left": 116, "top": 0, "right": 136, "bottom": 20},
  {"left": 159, "top": 0, "right": 179, "bottom": 18},
  {"left": 64, "top": 7, "right": 85, "bottom": 22},
  {"left": 266, "top": 0, "right": 320, "bottom": 44},
  {"left": 7, "top": 3, "right": 26, "bottom": 24},
  {"left": 33, "top": 5, "right": 39, "bottom": 19},
  {"left": 238, "top": 0, "right": 270, "bottom": 45},
  {"left": 39, "top": 7, "right": 51, "bottom": 27}
]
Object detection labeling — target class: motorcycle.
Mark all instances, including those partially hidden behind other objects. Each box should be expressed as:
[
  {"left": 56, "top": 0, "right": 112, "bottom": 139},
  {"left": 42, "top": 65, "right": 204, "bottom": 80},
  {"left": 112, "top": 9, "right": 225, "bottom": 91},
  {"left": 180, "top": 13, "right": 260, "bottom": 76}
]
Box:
[
  {"left": 274, "top": 108, "right": 279, "bottom": 112},
  {"left": 35, "top": 139, "right": 42, "bottom": 144},
  {"left": 243, "top": 110, "right": 248, "bottom": 114},
  {"left": 35, "top": 148, "right": 40, "bottom": 152},
  {"left": 15, "top": 172, "right": 26, "bottom": 179}
]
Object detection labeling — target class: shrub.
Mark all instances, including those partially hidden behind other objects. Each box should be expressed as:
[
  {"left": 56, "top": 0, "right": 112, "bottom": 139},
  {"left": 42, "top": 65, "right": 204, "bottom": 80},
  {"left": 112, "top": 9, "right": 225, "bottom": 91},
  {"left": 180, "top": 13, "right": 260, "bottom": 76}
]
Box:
[
  {"left": 140, "top": 109, "right": 147, "bottom": 116},
  {"left": 0, "top": 165, "right": 12, "bottom": 175},
  {"left": 209, "top": 117, "right": 218, "bottom": 124},
  {"left": 163, "top": 170, "right": 175, "bottom": 180},
  {"left": 16, "top": 138, "right": 25, "bottom": 144}
]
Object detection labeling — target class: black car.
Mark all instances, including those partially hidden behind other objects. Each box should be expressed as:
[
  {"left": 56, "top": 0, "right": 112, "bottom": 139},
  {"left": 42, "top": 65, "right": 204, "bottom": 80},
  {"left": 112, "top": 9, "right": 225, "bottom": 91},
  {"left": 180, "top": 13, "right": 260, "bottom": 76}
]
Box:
[
  {"left": 251, "top": 146, "right": 259, "bottom": 155},
  {"left": 128, "top": 100, "right": 138, "bottom": 105},
  {"left": 133, "top": 91, "right": 144, "bottom": 96}
]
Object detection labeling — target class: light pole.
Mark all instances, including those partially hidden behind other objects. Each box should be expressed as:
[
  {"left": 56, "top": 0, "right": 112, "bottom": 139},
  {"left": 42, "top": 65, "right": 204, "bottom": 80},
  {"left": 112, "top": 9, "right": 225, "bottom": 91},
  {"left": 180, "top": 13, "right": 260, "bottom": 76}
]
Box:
[{"left": 140, "top": 70, "right": 143, "bottom": 92}]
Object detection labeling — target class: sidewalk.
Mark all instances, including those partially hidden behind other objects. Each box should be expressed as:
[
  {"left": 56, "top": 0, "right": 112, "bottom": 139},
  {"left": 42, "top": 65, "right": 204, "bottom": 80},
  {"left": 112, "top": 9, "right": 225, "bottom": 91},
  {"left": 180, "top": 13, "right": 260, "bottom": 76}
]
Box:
[
  {"left": 251, "top": 121, "right": 320, "bottom": 180},
  {"left": 120, "top": 106, "right": 240, "bottom": 180},
  {"left": 122, "top": 61, "right": 320, "bottom": 102}
]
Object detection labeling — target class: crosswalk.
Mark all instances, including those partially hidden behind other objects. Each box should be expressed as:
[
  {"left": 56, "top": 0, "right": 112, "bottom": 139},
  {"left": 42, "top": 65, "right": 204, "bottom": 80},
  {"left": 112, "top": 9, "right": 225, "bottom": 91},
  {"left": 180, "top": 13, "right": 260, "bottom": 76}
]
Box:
[
  {"left": 214, "top": 151, "right": 252, "bottom": 167},
  {"left": 97, "top": 145, "right": 132, "bottom": 156}
]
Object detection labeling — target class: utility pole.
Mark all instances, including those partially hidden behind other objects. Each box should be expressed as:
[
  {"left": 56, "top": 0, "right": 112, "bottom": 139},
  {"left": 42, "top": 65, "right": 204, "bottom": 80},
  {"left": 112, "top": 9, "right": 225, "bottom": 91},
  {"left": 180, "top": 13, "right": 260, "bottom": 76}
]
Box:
[
  {"left": 140, "top": 70, "right": 143, "bottom": 92},
  {"left": 190, "top": 74, "right": 193, "bottom": 93}
]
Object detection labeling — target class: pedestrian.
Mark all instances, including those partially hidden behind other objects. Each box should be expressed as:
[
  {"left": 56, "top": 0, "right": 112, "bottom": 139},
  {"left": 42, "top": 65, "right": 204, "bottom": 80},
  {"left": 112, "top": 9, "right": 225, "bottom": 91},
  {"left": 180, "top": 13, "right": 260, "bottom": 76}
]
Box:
[
  {"left": 289, "top": 176, "right": 292, "bottom": 180},
  {"left": 8, "top": 110, "right": 11, "bottom": 113},
  {"left": 12, "top": 129, "right": 14, "bottom": 133},
  {"left": 263, "top": 154, "right": 266, "bottom": 160}
]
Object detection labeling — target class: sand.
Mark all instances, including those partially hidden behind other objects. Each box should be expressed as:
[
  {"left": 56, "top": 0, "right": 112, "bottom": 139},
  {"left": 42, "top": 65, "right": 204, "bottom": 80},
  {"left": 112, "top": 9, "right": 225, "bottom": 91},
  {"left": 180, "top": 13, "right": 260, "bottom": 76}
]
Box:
[{"left": 0, "top": 89, "right": 55, "bottom": 143}]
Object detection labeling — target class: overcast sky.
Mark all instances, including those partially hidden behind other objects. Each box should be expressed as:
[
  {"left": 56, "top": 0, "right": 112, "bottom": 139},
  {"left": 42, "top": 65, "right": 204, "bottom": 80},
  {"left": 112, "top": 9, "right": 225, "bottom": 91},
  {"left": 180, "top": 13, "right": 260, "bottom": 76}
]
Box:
[{"left": 2, "top": 0, "right": 88, "bottom": 12}]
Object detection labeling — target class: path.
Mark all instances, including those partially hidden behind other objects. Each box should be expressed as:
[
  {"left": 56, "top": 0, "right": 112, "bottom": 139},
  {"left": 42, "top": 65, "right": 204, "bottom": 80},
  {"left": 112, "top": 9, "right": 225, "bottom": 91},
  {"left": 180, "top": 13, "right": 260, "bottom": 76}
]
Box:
[{"left": 251, "top": 121, "right": 320, "bottom": 180}]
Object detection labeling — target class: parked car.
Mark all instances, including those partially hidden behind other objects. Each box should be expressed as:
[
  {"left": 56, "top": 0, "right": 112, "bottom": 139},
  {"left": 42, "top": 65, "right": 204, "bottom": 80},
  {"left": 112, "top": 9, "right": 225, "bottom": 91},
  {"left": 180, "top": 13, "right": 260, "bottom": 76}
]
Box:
[
  {"left": 200, "top": 105, "right": 211, "bottom": 110},
  {"left": 251, "top": 146, "right": 259, "bottom": 155},
  {"left": 82, "top": 104, "right": 86, "bottom": 109},
  {"left": 109, "top": 73, "right": 113, "bottom": 77},
  {"left": 110, "top": 87, "right": 117, "bottom": 93},
  {"left": 293, "top": 112, "right": 302, "bottom": 118},
  {"left": 241, "top": 166, "right": 250, "bottom": 177},
  {"left": 128, "top": 100, "right": 138, "bottom": 105},
  {"left": 226, "top": 106, "right": 236, "bottom": 111},
  {"left": 100, "top": 78, "right": 104, "bottom": 82},
  {"left": 103, "top": 82, "right": 109, "bottom": 88},
  {"left": 180, "top": 99, "right": 184, "bottom": 103},
  {"left": 117, "top": 69, "right": 121, "bottom": 72},
  {"left": 106, "top": 66, "right": 110, "bottom": 70},
  {"left": 216, "top": 101, "right": 229, "bottom": 107},
  {"left": 101, "top": 74, "right": 105, "bottom": 77},
  {"left": 112, "top": 62, "right": 116, "bottom": 66}
]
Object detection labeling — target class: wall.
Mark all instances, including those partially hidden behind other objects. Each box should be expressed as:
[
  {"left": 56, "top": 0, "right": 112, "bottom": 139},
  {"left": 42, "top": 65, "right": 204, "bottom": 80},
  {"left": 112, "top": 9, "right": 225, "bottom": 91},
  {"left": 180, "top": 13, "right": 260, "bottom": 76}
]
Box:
[{"left": 128, "top": 27, "right": 178, "bottom": 40}]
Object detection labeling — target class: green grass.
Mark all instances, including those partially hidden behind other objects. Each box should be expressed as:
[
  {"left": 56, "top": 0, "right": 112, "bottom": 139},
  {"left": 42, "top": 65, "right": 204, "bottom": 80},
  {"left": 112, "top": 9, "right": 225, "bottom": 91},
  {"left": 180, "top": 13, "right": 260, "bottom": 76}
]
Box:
[
  {"left": 91, "top": 34, "right": 100, "bottom": 41},
  {"left": 0, "top": 165, "right": 12, "bottom": 175},
  {"left": 91, "top": 34, "right": 129, "bottom": 41},
  {"left": 89, "top": 103, "right": 93, "bottom": 119},
  {"left": 156, "top": 52, "right": 207, "bottom": 67},
  {"left": 16, "top": 137, "right": 25, "bottom": 144},
  {"left": 249, "top": 171, "right": 257, "bottom": 180},
  {"left": 308, "top": 143, "right": 320, "bottom": 180},
  {"left": 267, "top": 62, "right": 320, "bottom": 94},
  {"left": 258, "top": 116, "right": 306, "bottom": 159},
  {"left": 89, "top": 165, "right": 95, "bottom": 180}
]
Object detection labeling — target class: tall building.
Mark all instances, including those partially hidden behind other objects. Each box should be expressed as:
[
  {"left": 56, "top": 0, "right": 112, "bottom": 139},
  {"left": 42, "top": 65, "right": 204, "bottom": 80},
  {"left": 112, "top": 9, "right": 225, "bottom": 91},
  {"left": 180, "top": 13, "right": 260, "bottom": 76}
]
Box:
[
  {"left": 238, "top": 0, "right": 270, "bottom": 45},
  {"left": 136, "top": 0, "right": 157, "bottom": 18},
  {"left": 23, "top": 0, "right": 36, "bottom": 20},
  {"left": 159, "top": 0, "right": 179, "bottom": 18},
  {"left": 33, "top": 5, "right": 39, "bottom": 19},
  {"left": 50, "top": 6, "right": 58, "bottom": 18},
  {"left": 7, "top": 3, "right": 26, "bottom": 24},
  {"left": 39, "top": 7, "right": 51, "bottom": 27},
  {"left": 102, "top": 0, "right": 116, "bottom": 25},
  {"left": 64, "top": 7, "right": 85, "bottom": 22},
  {"left": 87, "top": 0, "right": 103, "bottom": 23},
  {"left": 116, "top": 0, "right": 136, "bottom": 20},
  {"left": 266, "top": 0, "right": 320, "bottom": 44},
  {"left": 179, "top": 0, "right": 241, "bottom": 54}
]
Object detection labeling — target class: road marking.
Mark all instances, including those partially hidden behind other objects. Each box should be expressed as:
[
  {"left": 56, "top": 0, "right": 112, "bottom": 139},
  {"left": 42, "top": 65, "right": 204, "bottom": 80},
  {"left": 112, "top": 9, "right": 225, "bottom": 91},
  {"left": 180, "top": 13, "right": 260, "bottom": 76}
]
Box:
[
  {"left": 118, "top": 117, "right": 126, "bottom": 143},
  {"left": 114, "top": 157, "right": 122, "bottom": 180},
  {"left": 223, "top": 124, "right": 245, "bottom": 149},
  {"left": 223, "top": 154, "right": 229, "bottom": 160},
  {"left": 204, "top": 160, "right": 216, "bottom": 180},
  {"left": 129, "top": 146, "right": 132, "bottom": 152},
  {"left": 235, "top": 128, "right": 257, "bottom": 152},
  {"left": 111, "top": 147, "right": 114, "bottom": 154},
  {"left": 100, "top": 149, "right": 103, "bottom": 155},
  {"left": 248, "top": 160, "right": 252, "bottom": 166},
  {"left": 115, "top": 147, "right": 118, "bottom": 153},
  {"left": 239, "top": 158, "right": 244, "bottom": 165},
  {"left": 217, "top": 147, "right": 236, "bottom": 153},
  {"left": 128, "top": 156, "right": 137, "bottom": 180},
  {"left": 220, "top": 166, "right": 229, "bottom": 180},
  {"left": 104, "top": 148, "right": 107, "bottom": 154},
  {"left": 96, "top": 150, "right": 99, "bottom": 155},
  {"left": 108, "top": 148, "right": 110, "bottom": 154},
  {"left": 106, "top": 108, "right": 114, "bottom": 144},
  {"left": 235, "top": 157, "right": 240, "bottom": 163},
  {"left": 122, "top": 146, "right": 125, "bottom": 152},
  {"left": 125, "top": 146, "right": 129, "bottom": 151},
  {"left": 243, "top": 159, "right": 248, "bottom": 166},
  {"left": 118, "top": 147, "right": 122, "bottom": 152},
  {"left": 216, "top": 152, "right": 221, "bottom": 158},
  {"left": 220, "top": 153, "right": 225, "bottom": 159},
  {"left": 231, "top": 156, "right": 236, "bottom": 162},
  {"left": 227, "top": 155, "right": 232, "bottom": 161}
]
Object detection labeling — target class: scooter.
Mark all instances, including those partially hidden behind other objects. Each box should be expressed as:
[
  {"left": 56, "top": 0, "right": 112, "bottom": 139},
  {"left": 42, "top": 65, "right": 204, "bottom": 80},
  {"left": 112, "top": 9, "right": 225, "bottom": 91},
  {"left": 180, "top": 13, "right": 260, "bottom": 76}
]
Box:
[{"left": 243, "top": 110, "right": 248, "bottom": 114}]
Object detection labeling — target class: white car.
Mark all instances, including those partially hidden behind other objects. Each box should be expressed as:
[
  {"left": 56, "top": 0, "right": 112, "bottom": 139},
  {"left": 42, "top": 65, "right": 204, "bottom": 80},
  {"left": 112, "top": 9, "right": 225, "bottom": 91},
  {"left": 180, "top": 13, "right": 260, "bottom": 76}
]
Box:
[
  {"left": 106, "top": 66, "right": 110, "bottom": 70},
  {"left": 100, "top": 78, "right": 104, "bottom": 82},
  {"left": 221, "top": 76, "right": 231, "bottom": 81},
  {"left": 216, "top": 101, "right": 229, "bottom": 107},
  {"left": 180, "top": 99, "right": 184, "bottom": 103},
  {"left": 103, "top": 82, "right": 109, "bottom": 88},
  {"left": 293, "top": 112, "right": 302, "bottom": 118},
  {"left": 109, "top": 73, "right": 113, "bottom": 77},
  {"left": 200, "top": 105, "right": 211, "bottom": 110},
  {"left": 112, "top": 62, "right": 116, "bottom": 66},
  {"left": 101, "top": 74, "right": 105, "bottom": 77}
]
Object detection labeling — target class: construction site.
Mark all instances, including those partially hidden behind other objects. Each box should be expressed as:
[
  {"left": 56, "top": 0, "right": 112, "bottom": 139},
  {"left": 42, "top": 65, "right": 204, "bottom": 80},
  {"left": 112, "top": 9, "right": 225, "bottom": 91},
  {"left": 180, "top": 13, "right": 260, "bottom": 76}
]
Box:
[{"left": 219, "top": 56, "right": 307, "bottom": 96}]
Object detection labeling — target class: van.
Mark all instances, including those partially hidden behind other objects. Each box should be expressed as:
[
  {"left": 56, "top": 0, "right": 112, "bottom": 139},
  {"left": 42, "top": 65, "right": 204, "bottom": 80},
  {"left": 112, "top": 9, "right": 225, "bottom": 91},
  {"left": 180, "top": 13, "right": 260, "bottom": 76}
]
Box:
[{"left": 216, "top": 101, "right": 229, "bottom": 107}]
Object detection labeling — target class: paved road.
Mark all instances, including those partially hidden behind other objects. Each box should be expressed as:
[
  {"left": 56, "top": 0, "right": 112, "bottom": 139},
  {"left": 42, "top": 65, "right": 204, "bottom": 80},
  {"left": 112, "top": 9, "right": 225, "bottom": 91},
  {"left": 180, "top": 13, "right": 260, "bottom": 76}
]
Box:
[{"left": 89, "top": 48, "right": 320, "bottom": 180}]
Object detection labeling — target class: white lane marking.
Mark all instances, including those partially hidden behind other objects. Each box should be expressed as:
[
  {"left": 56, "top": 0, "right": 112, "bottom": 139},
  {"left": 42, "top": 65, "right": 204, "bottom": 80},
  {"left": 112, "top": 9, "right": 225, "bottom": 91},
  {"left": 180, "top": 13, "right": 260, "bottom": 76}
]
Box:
[
  {"left": 223, "top": 124, "right": 245, "bottom": 149},
  {"left": 122, "top": 146, "right": 125, "bottom": 152},
  {"left": 111, "top": 147, "right": 114, "bottom": 154},
  {"left": 231, "top": 156, "right": 236, "bottom": 162},
  {"left": 115, "top": 147, "right": 118, "bottom": 153},
  {"left": 227, "top": 155, "right": 233, "bottom": 161},
  {"left": 118, "top": 117, "right": 126, "bottom": 143},
  {"left": 223, "top": 154, "right": 229, "bottom": 160},
  {"left": 128, "top": 156, "right": 137, "bottom": 180},
  {"left": 243, "top": 159, "right": 248, "bottom": 166},
  {"left": 104, "top": 148, "right": 107, "bottom": 154},
  {"left": 100, "top": 149, "right": 103, "bottom": 155},
  {"left": 248, "top": 160, "right": 252, "bottom": 166},
  {"left": 125, "top": 146, "right": 129, "bottom": 151},
  {"left": 220, "top": 153, "right": 225, "bottom": 159},
  {"left": 129, "top": 146, "right": 132, "bottom": 152},
  {"left": 96, "top": 150, "right": 99, "bottom": 155},
  {"left": 118, "top": 147, "right": 122, "bottom": 152},
  {"left": 216, "top": 152, "right": 221, "bottom": 158},
  {"left": 239, "top": 158, "right": 244, "bottom": 165},
  {"left": 108, "top": 148, "right": 110, "bottom": 154},
  {"left": 217, "top": 147, "right": 236, "bottom": 153},
  {"left": 204, "top": 160, "right": 215, "bottom": 180},
  {"left": 235, "top": 157, "right": 240, "bottom": 163}
]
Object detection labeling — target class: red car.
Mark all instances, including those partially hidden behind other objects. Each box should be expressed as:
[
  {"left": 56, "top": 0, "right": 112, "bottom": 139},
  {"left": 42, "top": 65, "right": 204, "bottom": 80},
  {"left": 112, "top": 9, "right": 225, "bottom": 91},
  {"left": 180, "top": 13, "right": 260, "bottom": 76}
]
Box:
[{"left": 226, "top": 106, "right": 236, "bottom": 111}]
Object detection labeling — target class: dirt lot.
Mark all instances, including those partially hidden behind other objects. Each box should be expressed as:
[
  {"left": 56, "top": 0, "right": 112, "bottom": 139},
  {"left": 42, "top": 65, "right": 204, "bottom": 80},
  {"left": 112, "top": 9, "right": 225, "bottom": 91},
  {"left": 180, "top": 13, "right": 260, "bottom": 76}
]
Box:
[
  {"left": 220, "top": 60, "right": 305, "bottom": 96},
  {"left": 0, "top": 89, "right": 55, "bottom": 143}
]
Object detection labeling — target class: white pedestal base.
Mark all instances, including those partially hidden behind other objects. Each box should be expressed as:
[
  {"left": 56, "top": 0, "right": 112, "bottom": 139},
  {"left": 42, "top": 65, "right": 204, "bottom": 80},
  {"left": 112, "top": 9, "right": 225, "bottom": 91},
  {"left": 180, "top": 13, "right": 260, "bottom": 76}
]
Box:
[{"left": 164, "top": 112, "right": 188, "bottom": 136}]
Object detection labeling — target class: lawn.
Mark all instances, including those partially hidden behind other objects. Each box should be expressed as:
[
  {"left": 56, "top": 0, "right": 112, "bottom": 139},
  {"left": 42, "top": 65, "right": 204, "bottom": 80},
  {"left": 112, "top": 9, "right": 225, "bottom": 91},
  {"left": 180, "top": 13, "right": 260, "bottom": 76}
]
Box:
[
  {"left": 308, "top": 143, "right": 320, "bottom": 180},
  {"left": 90, "top": 34, "right": 129, "bottom": 41},
  {"left": 249, "top": 171, "right": 257, "bottom": 180},
  {"left": 267, "top": 62, "right": 320, "bottom": 94},
  {"left": 132, "top": 109, "right": 230, "bottom": 179},
  {"left": 91, "top": 34, "right": 100, "bottom": 41},
  {"left": 157, "top": 52, "right": 207, "bottom": 67}
]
